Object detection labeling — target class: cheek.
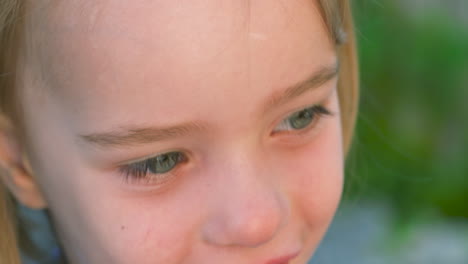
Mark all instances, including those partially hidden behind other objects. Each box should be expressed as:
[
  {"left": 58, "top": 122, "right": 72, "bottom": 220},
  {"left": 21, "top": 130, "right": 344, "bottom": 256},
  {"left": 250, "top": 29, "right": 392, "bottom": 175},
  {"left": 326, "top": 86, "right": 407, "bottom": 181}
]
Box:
[
  {"left": 59, "top": 177, "right": 204, "bottom": 264},
  {"left": 282, "top": 105, "right": 344, "bottom": 228},
  {"left": 93, "top": 202, "right": 192, "bottom": 263}
]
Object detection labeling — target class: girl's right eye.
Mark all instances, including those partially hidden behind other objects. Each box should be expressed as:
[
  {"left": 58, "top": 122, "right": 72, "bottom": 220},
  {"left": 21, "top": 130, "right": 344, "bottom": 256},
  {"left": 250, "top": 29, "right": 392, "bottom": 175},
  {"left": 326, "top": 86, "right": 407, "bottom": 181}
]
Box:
[{"left": 118, "top": 151, "right": 187, "bottom": 185}]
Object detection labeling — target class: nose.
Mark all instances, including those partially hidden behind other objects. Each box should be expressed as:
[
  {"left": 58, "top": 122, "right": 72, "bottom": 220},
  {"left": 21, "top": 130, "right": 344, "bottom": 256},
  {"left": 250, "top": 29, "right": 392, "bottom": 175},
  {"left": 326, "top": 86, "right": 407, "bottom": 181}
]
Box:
[{"left": 201, "top": 153, "right": 288, "bottom": 248}]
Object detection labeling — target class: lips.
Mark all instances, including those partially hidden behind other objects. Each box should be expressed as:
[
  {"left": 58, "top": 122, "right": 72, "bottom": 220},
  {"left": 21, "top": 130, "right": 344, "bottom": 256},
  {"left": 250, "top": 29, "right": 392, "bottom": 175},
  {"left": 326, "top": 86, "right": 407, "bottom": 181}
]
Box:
[{"left": 263, "top": 251, "right": 299, "bottom": 264}]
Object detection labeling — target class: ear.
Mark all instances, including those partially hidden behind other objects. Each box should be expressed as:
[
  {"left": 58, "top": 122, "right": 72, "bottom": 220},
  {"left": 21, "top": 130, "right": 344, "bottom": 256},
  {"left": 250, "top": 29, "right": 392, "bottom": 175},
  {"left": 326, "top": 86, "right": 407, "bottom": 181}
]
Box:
[{"left": 0, "top": 115, "right": 47, "bottom": 209}]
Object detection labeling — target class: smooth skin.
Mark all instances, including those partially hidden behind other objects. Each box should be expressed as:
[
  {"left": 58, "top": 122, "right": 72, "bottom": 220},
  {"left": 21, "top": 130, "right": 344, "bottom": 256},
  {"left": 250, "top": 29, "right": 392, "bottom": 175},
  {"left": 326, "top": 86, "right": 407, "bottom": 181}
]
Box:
[{"left": 7, "top": 0, "right": 344, "bottom": 263}]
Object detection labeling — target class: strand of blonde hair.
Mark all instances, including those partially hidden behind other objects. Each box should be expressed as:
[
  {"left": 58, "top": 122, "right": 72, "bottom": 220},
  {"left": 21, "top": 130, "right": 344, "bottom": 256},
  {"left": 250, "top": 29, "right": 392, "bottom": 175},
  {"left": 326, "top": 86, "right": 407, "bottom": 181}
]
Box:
[{"left": 1, "top": 0, "right": 22, "bottom": 263}]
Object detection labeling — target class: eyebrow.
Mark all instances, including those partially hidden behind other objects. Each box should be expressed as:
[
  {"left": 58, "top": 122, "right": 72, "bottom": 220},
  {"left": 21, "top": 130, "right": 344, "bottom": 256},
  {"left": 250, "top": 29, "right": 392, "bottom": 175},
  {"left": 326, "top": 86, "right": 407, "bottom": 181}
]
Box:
[
  {"left": 79, "top": 63, "right": 339, "bottom": 149},
  {"left": 262, "top": 63, "right": 339, "bottom": 114},
  {"left": 79, "top": 121, "right": 208, "bottom": 149}
]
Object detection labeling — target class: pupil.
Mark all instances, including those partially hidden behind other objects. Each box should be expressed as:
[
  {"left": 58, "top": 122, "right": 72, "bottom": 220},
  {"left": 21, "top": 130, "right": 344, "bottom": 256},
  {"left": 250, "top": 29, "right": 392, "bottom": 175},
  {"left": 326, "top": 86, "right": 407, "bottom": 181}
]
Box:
[{"left": 290, "top": 109, "right": 314, "bottom": 129}]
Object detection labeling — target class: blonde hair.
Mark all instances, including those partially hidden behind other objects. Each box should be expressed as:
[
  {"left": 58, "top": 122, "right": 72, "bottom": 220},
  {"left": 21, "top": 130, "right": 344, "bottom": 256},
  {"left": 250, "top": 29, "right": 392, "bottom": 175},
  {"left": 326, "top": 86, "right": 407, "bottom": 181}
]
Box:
[{"left": 0, "top": 1, "right": 358, "bottom": 263}]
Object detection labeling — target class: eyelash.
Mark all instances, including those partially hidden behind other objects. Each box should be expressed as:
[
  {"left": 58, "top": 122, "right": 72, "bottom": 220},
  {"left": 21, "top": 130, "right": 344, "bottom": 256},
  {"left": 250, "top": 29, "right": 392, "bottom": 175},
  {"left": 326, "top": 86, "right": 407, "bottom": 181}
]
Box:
[
  {"left": 118, "top": 104, "right": 333, "bottom": 185},
  {"left": 118, "top": 152, "right": 188, "bottom": 185}
]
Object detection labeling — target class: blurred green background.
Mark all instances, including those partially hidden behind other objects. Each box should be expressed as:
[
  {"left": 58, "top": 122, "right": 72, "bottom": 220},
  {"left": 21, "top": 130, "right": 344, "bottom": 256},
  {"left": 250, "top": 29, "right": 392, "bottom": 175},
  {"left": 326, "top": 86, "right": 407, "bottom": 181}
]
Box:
[
  {"left": 347, "top": 0, "right": 468, "bottom": 221},
  {"left": 312, "top": 0, "right": 468, "bottom": 262}
]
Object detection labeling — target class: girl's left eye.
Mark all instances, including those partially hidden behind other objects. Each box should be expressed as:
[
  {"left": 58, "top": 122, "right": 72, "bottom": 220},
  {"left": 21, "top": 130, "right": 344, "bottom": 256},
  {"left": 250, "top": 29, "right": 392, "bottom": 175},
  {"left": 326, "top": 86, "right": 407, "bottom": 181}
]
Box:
[
  {"left": 272, "top": 104, "right": 332, "bottom": 134},
  {"left": 118, "top": 151, "right": 187, "bottom": 185}
]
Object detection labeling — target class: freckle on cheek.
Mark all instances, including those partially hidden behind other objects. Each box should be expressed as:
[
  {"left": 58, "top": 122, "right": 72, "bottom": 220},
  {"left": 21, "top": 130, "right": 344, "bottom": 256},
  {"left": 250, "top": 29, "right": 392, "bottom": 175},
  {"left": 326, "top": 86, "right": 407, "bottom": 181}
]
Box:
[{"left": 121, "top": 225, "right": 126, "bottom": 230}]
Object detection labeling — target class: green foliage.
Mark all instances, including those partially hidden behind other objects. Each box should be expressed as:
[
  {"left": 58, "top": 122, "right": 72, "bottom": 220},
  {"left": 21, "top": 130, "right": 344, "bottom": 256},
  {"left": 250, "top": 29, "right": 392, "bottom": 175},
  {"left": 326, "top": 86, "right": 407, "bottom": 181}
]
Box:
[{"left": 345, "top": 0, "right": 468, "bottom": 220}]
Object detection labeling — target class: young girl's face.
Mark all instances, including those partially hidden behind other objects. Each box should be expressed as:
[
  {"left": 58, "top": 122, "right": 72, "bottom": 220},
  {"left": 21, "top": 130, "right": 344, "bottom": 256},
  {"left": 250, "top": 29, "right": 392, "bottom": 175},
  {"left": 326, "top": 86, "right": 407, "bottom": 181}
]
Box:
[{"left": 20, "top": 0, "right": 343, "bottom": 263}]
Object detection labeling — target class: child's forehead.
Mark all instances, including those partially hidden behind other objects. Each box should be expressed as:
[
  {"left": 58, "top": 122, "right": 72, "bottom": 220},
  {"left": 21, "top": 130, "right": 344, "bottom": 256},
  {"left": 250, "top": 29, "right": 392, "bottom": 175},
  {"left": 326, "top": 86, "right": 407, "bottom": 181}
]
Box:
[
  {"left": 42, "top": 0, "right": 308, "bottom": 41},
  {"left": 29, "top": 0, "right": 334, "bottom": 123},
  {"left": 37, "top": 0, "right": 327, "bottom": 56}
]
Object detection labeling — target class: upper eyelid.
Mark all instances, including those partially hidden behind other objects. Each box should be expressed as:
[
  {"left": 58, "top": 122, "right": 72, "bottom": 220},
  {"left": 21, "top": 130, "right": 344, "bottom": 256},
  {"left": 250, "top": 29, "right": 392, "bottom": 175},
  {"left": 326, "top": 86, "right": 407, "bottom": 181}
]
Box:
[
  {"left": 288, "top": 104, "right": 324, "bottom": 117},
  {"left": 118, "top": 155, "right": 156, "bottom": 166},
  {"left": 117, "top": 150, "right": 186, "bottom": 166},
  {"left": 282, "top": 86, "right": 334, "bottom": 115}
]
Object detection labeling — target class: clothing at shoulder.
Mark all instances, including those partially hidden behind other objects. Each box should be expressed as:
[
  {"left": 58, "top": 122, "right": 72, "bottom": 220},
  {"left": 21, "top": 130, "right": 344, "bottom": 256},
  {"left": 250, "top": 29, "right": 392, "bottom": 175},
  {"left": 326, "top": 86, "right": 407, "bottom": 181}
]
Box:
[{"left": 16, "top": 203, "right": 67, "bottom": 264}]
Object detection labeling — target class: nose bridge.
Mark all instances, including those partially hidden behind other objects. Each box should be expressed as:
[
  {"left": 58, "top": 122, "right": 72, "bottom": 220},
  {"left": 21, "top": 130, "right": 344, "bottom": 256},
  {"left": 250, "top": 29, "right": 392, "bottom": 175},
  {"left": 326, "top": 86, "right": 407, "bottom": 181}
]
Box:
[{"left": 202, "top": 145, "right": 288, "bottom": 248}]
